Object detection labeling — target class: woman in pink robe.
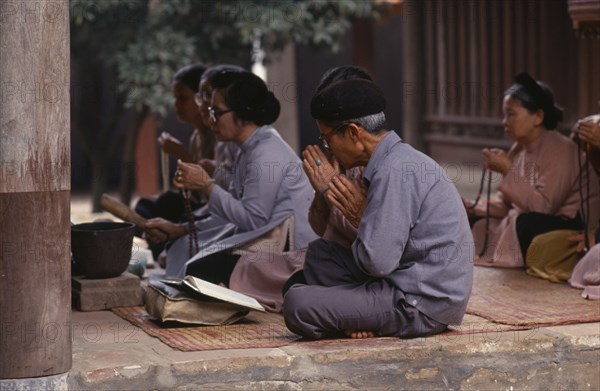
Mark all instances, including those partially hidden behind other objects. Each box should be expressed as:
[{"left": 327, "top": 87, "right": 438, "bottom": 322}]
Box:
[
  {"left": 466, "top": 73, "right": 600, "bottom": 268},
  {"left": 568, "top": 113, "right": 600, "bottom": 298},
  {"left": 569, "top": 244, "right": 600, "bottom": 299}
]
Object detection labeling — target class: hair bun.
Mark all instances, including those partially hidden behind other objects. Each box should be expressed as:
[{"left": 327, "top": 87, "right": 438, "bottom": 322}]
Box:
[
  {"left": 515, "top": 72, "right": 537, "bottom": 87},
  {"left": 514, "top": 72, "right": 551, "bottom": 109},
  {"left": 551, "top": 105, "right": 564, "bottom": 123},
  {"left": 214, "top": 71, "right": 280, "bottom": 126},
  {"left": 512, "top": 72, "right": 562, "bottom": 130},
  {"left": 257, "top": 91, "right": 280, "bottom": 125}
]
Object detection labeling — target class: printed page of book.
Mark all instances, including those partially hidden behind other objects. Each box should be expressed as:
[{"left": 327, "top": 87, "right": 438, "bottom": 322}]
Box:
[{"left": 183, "top": 276, "right": 266, "bottom": 312}]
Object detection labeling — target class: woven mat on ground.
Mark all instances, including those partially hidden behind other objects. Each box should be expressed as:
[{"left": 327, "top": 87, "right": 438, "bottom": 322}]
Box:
[
  {"left": 466, "top": 266, "right": 600, "bottom": 326},
  {"left": 112, "top": 306, "right": 300, "bottom": 351},
  {"left": 112, "top": 306, "right": 526, "bottom": 352}
]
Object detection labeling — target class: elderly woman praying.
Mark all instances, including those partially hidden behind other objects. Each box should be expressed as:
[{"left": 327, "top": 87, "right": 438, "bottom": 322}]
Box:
[{"left": 144, "top": 70, "right": 317, "bottom": 310}]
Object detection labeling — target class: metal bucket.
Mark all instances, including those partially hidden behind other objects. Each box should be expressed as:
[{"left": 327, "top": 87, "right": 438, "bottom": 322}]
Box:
[{"left": 71, "top": 222, "right": 135, "bottom": 279}]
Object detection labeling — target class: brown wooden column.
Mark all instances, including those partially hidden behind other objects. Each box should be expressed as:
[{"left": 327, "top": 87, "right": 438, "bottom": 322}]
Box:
[
  {"left": 0, "top": 0, "right": 71, "bottom": 378},
  {"left": 352, "top": 18, "right": 376, "bottom": 78},
  {"left": 135, "top": 115, "right": 160, "bottom": 197},
  {"left": 401, "top": 0, "right": 425, "bottom": 151}
]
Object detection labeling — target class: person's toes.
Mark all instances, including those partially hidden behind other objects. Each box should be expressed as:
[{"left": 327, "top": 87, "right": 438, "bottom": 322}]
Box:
[{"left": 345, "top": 330, "right": 375, "bottom": 339}]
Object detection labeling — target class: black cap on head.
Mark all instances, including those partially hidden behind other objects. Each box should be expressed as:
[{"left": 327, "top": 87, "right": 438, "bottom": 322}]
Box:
[
  {"left": 310, "top": 79, "right": 386, "bottom": 122},
  {"left": 316, "top": 65, "right": 373, "bottom": 93}
]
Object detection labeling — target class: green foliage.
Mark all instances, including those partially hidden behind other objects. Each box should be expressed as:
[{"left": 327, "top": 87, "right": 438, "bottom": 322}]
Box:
[
  {"left": 115, "top": 27, "right": 197, "bottom": 115},
  {"left": 70, "top": 0, "right": 382, "bottom": 116},
  {"left": 70, "top": 0, "right": 147, "bottom": 61},
  {"left": 227, "top": 0, "right": 381, "bottom": 53}
]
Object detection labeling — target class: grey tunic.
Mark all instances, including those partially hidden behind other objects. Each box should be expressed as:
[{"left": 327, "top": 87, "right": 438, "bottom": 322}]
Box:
[
  {"left": 353, "top": 131, "right": 473, "bottom": 325},
  {"left": 166, "top": 125, "right": 318, "bottom": 278}
]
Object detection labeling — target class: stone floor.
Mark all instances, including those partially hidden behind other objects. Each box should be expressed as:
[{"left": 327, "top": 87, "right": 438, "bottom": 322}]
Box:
[
  {"left": 60, "top": 175, "right": 599, "bottom": 390},
  {"left": 66, "top": 309, "right": 599, "bottom": 390}
]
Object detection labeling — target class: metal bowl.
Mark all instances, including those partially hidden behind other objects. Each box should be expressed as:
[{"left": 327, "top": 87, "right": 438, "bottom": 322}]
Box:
[{"left": 71, "top": 222, "right": 135, "bottom": 279}]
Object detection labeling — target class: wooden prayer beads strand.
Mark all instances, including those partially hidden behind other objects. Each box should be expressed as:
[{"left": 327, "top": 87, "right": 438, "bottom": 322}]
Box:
[
  {"left": 161, "top": 150, "right": 170, "bottom": 193},
  {"left": 466, "top": 165, "right": 488, "bottom": 209},
  {"left": 181, "top": 189, "right": 199, "bottom": 258},
  {"left": 466, "top": 166, "right": 492, "bottom": 257},
  {"left": 586, "top": 157, "right": 591, "bottom": 250},
  {"left": 479, "top": 168, "right": 492, "bottom": 258},
  {"left": 577, "top": 137, "right": 591, "bottom": 251}
]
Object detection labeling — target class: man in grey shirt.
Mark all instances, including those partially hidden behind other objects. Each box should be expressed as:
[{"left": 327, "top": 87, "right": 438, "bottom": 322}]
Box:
[{"left": 283, "top": 79, "right": 473, "bottom": 339}]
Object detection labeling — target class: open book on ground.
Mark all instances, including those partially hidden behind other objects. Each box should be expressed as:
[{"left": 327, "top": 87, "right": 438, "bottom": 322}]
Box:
[{"left": 162, "top": 276, "right": 265, "bottom": 312}]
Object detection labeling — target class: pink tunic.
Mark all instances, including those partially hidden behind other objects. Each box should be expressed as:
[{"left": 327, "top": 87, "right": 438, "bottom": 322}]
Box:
[
  {"left": 473, "top": 131, "right": 600, "bottom": 267},
  {"left": 228, "top": 167, "right": 363, "bottom": 312}
]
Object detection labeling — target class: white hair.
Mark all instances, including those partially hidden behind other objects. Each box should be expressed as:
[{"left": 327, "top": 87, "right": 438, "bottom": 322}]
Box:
[{"left": 334, "top": 112, "right": 386, "bottom": 134}]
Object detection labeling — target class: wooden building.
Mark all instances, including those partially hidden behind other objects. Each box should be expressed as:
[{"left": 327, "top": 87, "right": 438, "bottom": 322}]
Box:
[
  {"left": 285, "top": 0, "right": 600, "bottom": 166},
  {"left": 76, "top": 0, "right": 600, "bottom": 196}
]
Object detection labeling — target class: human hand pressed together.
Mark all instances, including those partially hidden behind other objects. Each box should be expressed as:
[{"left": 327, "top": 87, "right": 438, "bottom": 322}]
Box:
[
  {"left": 173, "top": 160, "right": 213, "bottom": 192},
  {"left": 303, "top": 145, "right": 366, "bottom": 227},
  {"left": 302, "top": 145, "right": 340, "bottom": 194},
  {"left": 325, "top": 175, "right": 367, "bottom": 228},
  {"left": 482, "top": 148, "right": 512, "bottom": 175},
  {"left": 578, "top": 120, "right": 600, "bottom": 150}
]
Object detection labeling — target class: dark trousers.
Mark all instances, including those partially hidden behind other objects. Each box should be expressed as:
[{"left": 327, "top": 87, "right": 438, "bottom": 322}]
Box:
[
  {"left": 282, "top": 239, "right": 446, "bottom": 340},
  {"left": 135, "top": 190, "right": 205, "bottom": 225},
  {"left": 185, "top": 252, "right": 240, "bottom": 287},
  {"left": 516, "top": 212, "right": 584, "bottom": 263}
]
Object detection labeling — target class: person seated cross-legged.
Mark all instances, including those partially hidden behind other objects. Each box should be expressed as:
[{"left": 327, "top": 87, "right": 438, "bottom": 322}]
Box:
[{"left": 282, "top": 79, "right": 474, "bottom": 340}]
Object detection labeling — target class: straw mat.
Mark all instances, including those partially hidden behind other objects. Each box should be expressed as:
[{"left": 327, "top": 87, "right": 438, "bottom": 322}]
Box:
[
  {"left": 466, "top": 266, "right": 600, "bottom": 326},
  {"left": 112, "top": 308, "right": 526, "bottom": 352},
  {"left": 111, "top": 266, "right": 599, "bottom": 352},
  {"left": 112, "top": 306, "right": 301, "bottom": 351}
]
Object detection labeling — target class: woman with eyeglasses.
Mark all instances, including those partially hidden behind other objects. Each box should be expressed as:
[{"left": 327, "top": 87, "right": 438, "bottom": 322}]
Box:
[
  {"left": 192, "top": 64, "right": 243, "bottom": 189},
  {"left": 145, "top": 70, "right": 318, "bottom": 310}
]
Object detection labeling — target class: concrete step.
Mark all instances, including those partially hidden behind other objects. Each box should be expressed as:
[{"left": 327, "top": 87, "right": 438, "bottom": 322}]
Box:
[{"left": 65, "top": 310, "right": 599, "bottom": 390}]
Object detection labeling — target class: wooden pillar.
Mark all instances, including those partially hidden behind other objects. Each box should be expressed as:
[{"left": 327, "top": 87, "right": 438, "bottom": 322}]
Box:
[
  {"left": 267, "top": 43, "right": 300, "bottom": 154},
  {"left": 401, "top": 0, "right": 426, "bottom": 151},
  {"left": 0, "top": 0, "right": 71, "bottom": 378},
  {"left": 352, "top": 18, "right": 376, "bottom": 78},
  {"left": 135, "top": 115, "right": 160, "bottom": 196}
]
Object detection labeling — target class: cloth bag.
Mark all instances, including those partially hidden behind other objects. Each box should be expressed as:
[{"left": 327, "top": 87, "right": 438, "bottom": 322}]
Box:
[
  {"left": 525, "top": 229, "right": 580, "bottom": 283},
  {"left": 144, "top": 278, "right": 249, "bottom": 326}
]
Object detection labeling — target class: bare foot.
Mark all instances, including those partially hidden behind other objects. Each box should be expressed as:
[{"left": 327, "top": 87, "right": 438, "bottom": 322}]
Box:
[{"left": 345, "top": 330, "right": 375, "bottom": 339}]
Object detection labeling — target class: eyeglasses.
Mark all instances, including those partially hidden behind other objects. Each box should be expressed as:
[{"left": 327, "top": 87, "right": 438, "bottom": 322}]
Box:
[
  {"left": 208, "top": 106, "right": 232, "bottom": 123},
  {"left": 194, "top": 93, "right": 203, "bottom": 107},
  {"left": 319, "top": 123, "right": 348, "bottom": 150},
  {"left": 194, "top": 91, "right": 212, "bottom": 107}
]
